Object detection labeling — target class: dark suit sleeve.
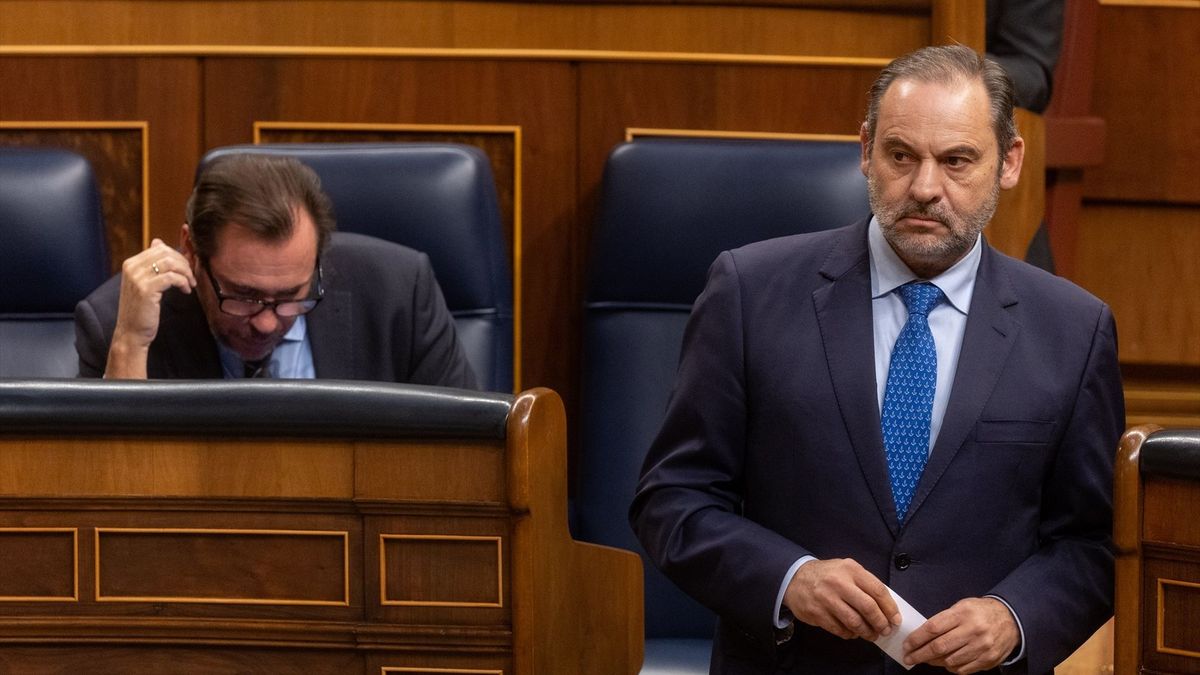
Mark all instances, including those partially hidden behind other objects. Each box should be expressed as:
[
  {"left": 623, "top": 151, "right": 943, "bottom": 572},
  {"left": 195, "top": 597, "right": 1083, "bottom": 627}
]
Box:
[
  {"left": 989, "top": 304, "right": 1122, "bottom": 674},
  {"left": 630, "top": 251, "right": 810, "bottom": 646},
  {"left": 405, "top": 252, "right": 478, "bottom": 390},
  {"left": 73, "top": 295, "right": 111, "bottom": 378}
]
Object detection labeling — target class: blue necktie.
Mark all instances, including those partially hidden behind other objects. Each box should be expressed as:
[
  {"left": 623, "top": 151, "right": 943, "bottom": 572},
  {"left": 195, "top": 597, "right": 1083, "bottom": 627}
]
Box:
[{"left": 882, "top": 282, "right": 942, "bottom": 524}]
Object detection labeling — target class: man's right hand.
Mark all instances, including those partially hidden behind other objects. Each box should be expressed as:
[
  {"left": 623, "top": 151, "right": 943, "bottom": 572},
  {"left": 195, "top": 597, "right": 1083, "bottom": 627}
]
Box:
[
  {"left": 783, "top": 558, "right": 901, "bottom": 641},
  {"left": 105, "top": 238, "right": 197, "bottom": 379}
]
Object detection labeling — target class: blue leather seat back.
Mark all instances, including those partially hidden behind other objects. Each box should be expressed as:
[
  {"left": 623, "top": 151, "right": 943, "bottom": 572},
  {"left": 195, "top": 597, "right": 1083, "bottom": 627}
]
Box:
[
  {"left": 0, "top": 147, "right": 108, "bottom": 377},
  {"left": 201, "top": 144, "right": 513, "bottom": 392},
  {"left": 577, "top": 138, "right": 869, "bottom": 646}
]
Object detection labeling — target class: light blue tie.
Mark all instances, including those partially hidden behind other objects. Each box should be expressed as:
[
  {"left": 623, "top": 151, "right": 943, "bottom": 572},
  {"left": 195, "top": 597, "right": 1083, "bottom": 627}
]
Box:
[{"left": 882, "top": 282, "right": 942, "bottom": 524}]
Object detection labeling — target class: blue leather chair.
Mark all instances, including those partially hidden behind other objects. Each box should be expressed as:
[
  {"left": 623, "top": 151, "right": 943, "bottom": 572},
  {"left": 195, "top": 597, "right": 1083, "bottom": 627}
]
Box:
[
  {"left": 575, "top": 137, "right": 869, "bottom": 673},
  {"left": 201, "top": 143, "right": 513, "bottom": 392},
  {"left": 0, "top": 147, "right": 109, "bottom": 377}
]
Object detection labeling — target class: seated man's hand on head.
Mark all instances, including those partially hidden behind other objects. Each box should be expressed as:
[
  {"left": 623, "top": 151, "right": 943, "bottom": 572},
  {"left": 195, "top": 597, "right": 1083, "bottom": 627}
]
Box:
[{"left": 105, "top": 238, "right": 197, "bottom": 379}]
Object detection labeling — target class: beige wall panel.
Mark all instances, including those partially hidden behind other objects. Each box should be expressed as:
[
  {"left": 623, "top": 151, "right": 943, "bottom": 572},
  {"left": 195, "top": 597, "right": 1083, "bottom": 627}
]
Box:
[{"left": 1074, "top": 204, "right": 1200, "bottom": 366}]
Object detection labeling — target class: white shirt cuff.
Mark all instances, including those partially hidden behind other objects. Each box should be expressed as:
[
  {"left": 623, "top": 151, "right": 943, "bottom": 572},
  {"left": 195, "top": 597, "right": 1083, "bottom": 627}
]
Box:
[
  {"left": 985, "top": 594, "right": 1026, "bottom": 665},
  {"left": 774, "top": 555, "right": 817, "bottom": 629}
]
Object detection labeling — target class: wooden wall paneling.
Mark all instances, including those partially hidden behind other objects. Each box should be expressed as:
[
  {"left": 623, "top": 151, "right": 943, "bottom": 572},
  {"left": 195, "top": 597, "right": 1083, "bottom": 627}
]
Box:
[
  {"left": 95, "top": 527, "right": 350, "bottom": 606},
  {"left": 0, "top": 57, "right": 201, "bottom": 273},
  {"left": 0, "top": 506, "right": 365, "bottom": 622},
  {"left": 0, "top": 528, "right": 77, "bottom": 601},
  {"left": 365, "top": 513, "right": 512, "bottom": 627},
  {"left": 987, "top": 108, "right": 1044, "bottom": 261},
  {"left": 931, "top": 0, "right": 985, "bottom": 49},
  {"left": 1125, "top": 375, "right": 1200, "bottom": 427},
  {"left": 1074, "top": 204, "right": 1200, "bottom": 366},
  {"left": 0, "top": 1, "right": 928, "bottom": 58},
  {"left": 201, "top": 58, "right": 575, "bottom": 398},
  {"left": 0, "top": 647, "right": 364, "bottom": 674},
  {"left": 1084, "top": 5, "right": 1200, "bottom": 204}
]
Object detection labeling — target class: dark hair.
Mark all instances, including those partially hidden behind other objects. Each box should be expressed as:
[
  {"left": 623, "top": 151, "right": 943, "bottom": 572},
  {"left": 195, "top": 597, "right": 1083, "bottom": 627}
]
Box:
[
  {"left": 864, "top": 44, "right": 1018, "bottom": 157},
  {"left": 185, "top": 154, "right": 336, "bottom": 259}
]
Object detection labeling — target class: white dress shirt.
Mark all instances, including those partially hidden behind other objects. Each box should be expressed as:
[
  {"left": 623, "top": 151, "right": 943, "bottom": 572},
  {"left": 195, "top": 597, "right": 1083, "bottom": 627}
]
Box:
[{"left": 217, "top": 315, "right": 315, "bottom": 379}]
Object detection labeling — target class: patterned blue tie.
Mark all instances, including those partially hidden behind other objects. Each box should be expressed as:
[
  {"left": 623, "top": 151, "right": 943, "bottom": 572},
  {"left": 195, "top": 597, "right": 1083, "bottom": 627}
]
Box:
[{"left": 882, "top": 282, "right": 942, "bottom": 524}]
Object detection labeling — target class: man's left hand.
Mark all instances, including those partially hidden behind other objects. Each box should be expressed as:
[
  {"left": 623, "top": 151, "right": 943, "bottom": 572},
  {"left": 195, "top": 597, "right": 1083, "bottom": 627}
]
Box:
[{"left": 902, "top": 597, "right": 1019, "bottom": 674}]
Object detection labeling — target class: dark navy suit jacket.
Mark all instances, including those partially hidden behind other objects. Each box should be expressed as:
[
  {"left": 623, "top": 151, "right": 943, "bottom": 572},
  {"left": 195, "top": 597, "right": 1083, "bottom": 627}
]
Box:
[
  {"left": 75, "top": 232, "right": 477, "bottom": 388},
  {"left": 631, "top": 219, "right": 1123, "bottom": 674}
]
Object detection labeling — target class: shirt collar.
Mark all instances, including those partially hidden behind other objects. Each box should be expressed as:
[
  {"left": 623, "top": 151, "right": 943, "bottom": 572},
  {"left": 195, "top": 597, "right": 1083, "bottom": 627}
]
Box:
[
  {"left": 867, "top": 215, "right": 981, "bottom": 315},
  {"left": 216, "top": 315, "right": 308, "bottom": 375}
]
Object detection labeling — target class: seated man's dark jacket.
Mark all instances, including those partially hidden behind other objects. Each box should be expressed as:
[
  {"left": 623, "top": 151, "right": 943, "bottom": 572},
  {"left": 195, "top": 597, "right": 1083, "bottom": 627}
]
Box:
[{"left": 75, "top": 231, "right": 477, "bottom": 388}]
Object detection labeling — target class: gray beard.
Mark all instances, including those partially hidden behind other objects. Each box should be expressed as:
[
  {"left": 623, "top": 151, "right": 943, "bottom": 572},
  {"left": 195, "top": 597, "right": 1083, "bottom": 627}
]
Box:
[{"left": 868, "top": 171, "right": 999, "bottom": 274}]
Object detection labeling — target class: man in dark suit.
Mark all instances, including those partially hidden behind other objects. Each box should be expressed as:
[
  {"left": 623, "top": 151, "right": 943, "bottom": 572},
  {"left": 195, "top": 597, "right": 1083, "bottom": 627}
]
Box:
[
  {"left": 75, "top": 153, "right": 476, "bottom": 387},
  {"left": 630, "top": 45, "right": 1122, "bottom": 674}
]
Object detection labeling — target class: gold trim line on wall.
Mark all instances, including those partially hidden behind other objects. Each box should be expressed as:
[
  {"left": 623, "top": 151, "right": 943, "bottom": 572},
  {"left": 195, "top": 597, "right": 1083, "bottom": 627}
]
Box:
[
  {"left": 0, "top": 44, "right": 895, "bottom": 67},
  {"left": 626, "top": 127, "right": 861, "bottom": 142}
]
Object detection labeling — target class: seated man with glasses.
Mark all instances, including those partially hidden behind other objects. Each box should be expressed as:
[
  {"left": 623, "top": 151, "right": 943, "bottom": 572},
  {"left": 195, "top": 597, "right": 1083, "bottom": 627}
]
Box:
[{"left": 75, "top": 153, "right": 477, "bottom": 386}]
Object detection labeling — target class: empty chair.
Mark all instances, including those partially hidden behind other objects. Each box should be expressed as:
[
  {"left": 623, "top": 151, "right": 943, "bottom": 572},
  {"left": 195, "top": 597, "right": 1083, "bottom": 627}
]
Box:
[
  {"left": 575, "top": 137, "right": 868, "bottom": 673},
  {"left": 0, "top": 147, "right": 109, "bottom": 377},
  {"left": 201, "top": 143, "right": 513, "bottom": 392}
]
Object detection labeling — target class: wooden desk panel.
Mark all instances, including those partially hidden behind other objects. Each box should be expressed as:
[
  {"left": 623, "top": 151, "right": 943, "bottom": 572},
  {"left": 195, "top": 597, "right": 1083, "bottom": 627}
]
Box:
[
  {"left": 0, "top": 388, "right": 641, "bottom": 674},
  {"left": 1116, "top": 426, "right": 1200, "bottom": 675}
]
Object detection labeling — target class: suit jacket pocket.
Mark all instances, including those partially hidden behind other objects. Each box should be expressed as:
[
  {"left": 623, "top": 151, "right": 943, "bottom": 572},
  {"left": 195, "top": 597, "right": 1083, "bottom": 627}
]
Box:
[{"left": 975, "top": 419, "right": 1056, "bottom": 445}]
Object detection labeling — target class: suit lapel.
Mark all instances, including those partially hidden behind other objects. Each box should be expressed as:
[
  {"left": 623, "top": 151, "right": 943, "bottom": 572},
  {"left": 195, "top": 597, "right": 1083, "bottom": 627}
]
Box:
[
  {"left": 152, "top": 289, "right": 222, "bottom": 378},
  {"left": 308, "top": 288, "right": 356, "bottom": 379},
  {"left": 906, "top": 242, "right": 1019, "bottom": 521},
  {"left": 813, "top": 221, "right": 899, "bottom": 535}
]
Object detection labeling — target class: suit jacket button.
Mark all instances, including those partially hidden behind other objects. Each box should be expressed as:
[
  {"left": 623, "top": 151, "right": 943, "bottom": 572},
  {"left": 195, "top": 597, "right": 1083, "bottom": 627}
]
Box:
[{"left": 894, "top": 553, "right": 911, "bottom": 570}]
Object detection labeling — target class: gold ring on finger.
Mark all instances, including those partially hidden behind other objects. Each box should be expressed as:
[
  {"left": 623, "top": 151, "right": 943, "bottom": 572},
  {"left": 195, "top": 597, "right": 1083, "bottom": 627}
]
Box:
[{"left": 151, "top": 262, "right": 161, "bottom": 275}]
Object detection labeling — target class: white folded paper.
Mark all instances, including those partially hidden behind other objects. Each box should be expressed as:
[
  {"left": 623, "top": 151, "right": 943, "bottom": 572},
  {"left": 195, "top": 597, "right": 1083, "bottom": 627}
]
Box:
[{"left": 872, "top": 587, "right": 928, "bottom": 670}]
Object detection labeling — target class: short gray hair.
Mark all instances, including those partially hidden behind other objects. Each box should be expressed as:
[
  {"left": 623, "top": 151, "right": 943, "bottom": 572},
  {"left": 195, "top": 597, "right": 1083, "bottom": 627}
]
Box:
[{"left": 864, "top": 44, "right": 1018, "bottom": 157}]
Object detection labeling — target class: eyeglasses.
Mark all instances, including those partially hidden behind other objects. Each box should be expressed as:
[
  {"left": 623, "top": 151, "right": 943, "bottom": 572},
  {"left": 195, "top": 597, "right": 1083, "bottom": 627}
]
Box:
[{"left": 201, "top": 258, "right": 324, "bottom": 318}]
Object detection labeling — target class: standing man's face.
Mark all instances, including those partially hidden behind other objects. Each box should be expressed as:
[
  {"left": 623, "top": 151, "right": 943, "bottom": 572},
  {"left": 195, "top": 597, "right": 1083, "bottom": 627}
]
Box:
[
  {"left": 182, "top": 206, "right": 320, "bottom": 362},
  {"left": 860, "top": 77, "right": 1024, "bottom": 278}
]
